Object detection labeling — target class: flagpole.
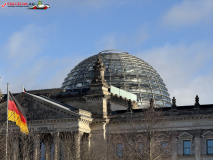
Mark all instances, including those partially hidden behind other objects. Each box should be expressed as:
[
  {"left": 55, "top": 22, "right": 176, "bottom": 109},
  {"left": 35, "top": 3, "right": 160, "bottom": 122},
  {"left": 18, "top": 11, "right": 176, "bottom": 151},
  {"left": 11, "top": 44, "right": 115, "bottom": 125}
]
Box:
[{"left": 6, "top": 83, "right": 9, "bottom": 160}]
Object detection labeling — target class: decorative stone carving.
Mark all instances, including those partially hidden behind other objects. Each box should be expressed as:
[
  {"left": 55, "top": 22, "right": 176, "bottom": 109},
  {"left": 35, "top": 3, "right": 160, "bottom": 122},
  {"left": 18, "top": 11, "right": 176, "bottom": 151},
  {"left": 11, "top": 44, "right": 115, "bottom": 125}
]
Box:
[
  {"left": 195, "top": 95, "right": 199, "bottom": 104},
  {"left": 150, "top": 98, "right": 154, "bottom": 111},
  {"left": 156, "top": 133, "right": 170, "bottom": 139},
  {"left": 171, "top": 97, "right": 177, "bottom": 110},
  {"left": 90, "top": 54, "right": 109, "bottom": 88},
  {"left": 193, "top": 130, "right": 201, "bottom": 137},
  {"left": 178, "top": 132, "right": 193, "bottom": 139},
  {"left": 0, "top": 89, "right": 3, "bottom": 102},
  {"left": 172, "top": 97, "right": 176, "bottom": 106},
  {"left": 201, "top": 131, "right": 213, "bottom": 138},
  {"left": 127, "top": 99, "right": 133, "bottom": 113},
  {"left": 0, "top": 94, "right": 6, "bottom": 103},
  {"left": 194, "top": 95, "right": 200, "bottom": 109}
]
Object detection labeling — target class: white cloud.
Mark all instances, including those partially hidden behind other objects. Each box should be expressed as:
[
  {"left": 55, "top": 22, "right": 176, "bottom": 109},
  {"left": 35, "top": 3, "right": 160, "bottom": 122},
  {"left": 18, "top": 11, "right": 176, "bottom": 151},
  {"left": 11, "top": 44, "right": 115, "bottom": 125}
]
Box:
[
  {"left": 134, "top": 24, "right": 149, "bottom": 45},
  {"left": 0, "top": 53, "right": 85, "bottom": 94},
  {"left": 96, "top": 33, "right": 118, "bottom": 50},
  {"left": 1, "top": 24, "right": 48, "bottom": 70},
  {"left": 136, "top": 42, "right": 213, "bottom": 105},
  {"left": 0, "top": 55, "right": 84, "bottom": 94},
  {"left": 0, "top": 24, "right": 86, "bottom": 94},
  {"left": 162, "top": 0, "right": 213, "bottom": 27},
  {"left": 8, "top": 25, "right": 44, "bottom": 56},
  {"left": 171, "top": 72, "right": 213, "bottom": 105}
]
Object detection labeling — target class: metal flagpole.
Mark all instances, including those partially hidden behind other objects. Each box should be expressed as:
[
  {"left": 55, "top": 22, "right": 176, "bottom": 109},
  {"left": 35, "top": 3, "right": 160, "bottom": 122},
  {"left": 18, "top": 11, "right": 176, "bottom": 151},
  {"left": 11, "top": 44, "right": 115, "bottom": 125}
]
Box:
[{"left": 6, "top": 83, "right": 9, "bottom": 160}]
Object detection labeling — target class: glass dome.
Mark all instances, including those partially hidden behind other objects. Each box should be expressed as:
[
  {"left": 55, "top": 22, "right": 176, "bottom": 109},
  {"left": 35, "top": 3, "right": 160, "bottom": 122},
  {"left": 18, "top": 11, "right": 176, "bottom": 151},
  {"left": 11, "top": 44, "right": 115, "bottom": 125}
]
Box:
[{"left": 62, "top": 50, "right": 171, "bottom": 108}]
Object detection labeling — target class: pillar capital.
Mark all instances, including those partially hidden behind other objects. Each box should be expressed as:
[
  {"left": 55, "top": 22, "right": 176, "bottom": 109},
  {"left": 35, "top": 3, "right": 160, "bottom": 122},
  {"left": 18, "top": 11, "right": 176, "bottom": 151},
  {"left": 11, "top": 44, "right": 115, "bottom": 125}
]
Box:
[
  {"left": 194, "top": 130, "right": 201, "bottom": 137},
  {"left": 52, "top": 131, "right": 60, "bottom": 138},
  {"left": 87, "top": 133, "right": 92, "bottom": 141},
  {"left": 74, "top": 131, "right": 84, "bottom": 137}
]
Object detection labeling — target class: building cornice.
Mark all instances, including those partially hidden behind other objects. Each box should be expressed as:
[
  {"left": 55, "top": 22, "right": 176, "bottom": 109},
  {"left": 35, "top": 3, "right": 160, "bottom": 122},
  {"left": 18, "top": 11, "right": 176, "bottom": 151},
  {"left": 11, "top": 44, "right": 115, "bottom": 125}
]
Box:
[{"left": 109, "top": 114, "right": 213, "bottom": 124}]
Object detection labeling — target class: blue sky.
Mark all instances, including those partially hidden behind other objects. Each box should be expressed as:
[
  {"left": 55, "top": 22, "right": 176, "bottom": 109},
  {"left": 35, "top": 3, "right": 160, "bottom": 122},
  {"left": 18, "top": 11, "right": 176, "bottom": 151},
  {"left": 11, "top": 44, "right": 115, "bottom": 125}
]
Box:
[{"left": 0, "top": 0, "right": 213, "bottom": 105}]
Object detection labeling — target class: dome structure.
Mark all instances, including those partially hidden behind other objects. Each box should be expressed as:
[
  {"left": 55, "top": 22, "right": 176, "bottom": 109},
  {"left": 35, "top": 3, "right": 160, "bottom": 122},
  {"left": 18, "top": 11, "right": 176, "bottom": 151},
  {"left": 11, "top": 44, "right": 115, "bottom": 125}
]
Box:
[{"left": 62, "top": 50, "right": 171, "bottom": 108}]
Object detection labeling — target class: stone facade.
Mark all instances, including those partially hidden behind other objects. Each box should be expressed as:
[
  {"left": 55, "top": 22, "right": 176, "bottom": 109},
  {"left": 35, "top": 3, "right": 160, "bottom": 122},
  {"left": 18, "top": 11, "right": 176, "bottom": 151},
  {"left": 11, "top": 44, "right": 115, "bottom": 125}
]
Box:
[{"left": 1, "top": 56, "right": 213, "bottom": 160}]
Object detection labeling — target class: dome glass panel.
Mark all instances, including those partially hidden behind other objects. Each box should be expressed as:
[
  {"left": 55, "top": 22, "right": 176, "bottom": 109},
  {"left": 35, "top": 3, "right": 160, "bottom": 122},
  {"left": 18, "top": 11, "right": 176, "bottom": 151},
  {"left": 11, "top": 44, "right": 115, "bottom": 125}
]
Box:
[{"left": 62, "top": 50, "right": 171, "bottom": 108}]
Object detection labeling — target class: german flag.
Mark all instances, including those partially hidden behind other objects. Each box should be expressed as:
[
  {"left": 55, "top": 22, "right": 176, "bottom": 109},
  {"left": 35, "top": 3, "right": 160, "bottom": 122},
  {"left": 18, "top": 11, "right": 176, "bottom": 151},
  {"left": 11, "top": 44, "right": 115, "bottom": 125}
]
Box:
[{"left": 8, "top": 91, "right": 29, "bottom": 135}]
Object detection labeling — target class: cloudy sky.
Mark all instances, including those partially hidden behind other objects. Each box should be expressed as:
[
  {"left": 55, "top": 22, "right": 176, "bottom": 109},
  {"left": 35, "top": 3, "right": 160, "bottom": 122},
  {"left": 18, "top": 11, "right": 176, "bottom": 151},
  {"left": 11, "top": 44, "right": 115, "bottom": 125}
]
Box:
[{"left": 0, "top": 0, "right": 213, "bottom": 106}]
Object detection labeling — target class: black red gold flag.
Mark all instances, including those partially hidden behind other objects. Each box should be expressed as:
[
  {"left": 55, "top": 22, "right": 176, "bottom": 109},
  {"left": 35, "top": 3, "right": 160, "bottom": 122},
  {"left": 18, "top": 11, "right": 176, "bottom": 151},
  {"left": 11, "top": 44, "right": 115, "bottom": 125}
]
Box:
[{"left": 8, "top": 91, "right": 29, "bottom": 135}]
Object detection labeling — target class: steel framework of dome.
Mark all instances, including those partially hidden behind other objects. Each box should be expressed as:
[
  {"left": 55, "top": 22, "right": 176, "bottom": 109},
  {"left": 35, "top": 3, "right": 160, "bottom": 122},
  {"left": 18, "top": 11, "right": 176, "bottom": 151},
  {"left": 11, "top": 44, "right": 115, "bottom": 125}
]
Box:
[{"left": 62, "top": 50, "right": 171, "bottom": 108}]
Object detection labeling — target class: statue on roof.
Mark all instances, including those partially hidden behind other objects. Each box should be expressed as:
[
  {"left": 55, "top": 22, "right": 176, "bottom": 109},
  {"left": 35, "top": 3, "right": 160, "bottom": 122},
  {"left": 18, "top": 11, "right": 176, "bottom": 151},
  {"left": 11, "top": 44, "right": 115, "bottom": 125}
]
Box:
[{"left": 90, "top": 54, "right": 109, "bottom": 88}]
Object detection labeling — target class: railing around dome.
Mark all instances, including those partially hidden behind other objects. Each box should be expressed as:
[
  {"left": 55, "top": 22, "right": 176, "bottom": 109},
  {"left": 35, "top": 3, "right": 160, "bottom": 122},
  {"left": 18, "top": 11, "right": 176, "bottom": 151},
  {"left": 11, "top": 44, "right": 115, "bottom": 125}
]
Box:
[{"left": 100, "top": 50, "right": 129, "bottom": 54}]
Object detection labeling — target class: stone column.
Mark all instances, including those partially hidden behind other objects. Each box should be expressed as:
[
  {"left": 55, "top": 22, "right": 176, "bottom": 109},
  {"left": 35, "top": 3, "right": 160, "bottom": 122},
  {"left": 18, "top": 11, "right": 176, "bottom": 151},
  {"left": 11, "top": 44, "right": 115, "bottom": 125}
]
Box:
[
  {"left": 75, "top": 131, "right": 84, "bottom": 160},
  {"left": 88, "top": 133, "right": 92, "bottom": 151},
  {"left": 171, "top": 136, "right": 178, "bottom": 160},
  {"left": 53, "top": 132, "right": 60, "bottom": 160},
  {"left": 90, "top": 121, "right": 108, "bottom": 160},
  {"left": 60, "top": 133, "right": 65, "bottom": 160},
  {"left": 61, "top": 132, "right": 74, "bottom": 159},
  {"left": 61, "top": 137, "right": 65, "bottom": 160},
  {"left": 33, "top": 134, "right": 40, "bottom": 160},
  {"left": 12, "top": 137, "right": 19, "bottom": 160},
  {"left": 194, "top": 131, "right": 201, "bottom": 160},
  {"left": 45, "top": 136, "right": 51, "bottom": 160}
]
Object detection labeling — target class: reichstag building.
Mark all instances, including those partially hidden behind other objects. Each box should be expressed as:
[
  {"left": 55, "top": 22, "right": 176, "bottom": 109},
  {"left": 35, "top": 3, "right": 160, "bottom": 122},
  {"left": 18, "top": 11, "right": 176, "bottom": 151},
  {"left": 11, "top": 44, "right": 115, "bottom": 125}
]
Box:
[{"left": 0, "top": 50, "right": 213, "bottom": 160}]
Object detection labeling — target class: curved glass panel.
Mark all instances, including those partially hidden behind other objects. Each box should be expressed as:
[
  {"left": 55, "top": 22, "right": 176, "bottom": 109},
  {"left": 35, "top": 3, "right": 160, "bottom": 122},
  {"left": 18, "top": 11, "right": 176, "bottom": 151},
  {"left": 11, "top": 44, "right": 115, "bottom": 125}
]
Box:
[{"left": 61, "top": 50, "right": 171, "bottom": 108}]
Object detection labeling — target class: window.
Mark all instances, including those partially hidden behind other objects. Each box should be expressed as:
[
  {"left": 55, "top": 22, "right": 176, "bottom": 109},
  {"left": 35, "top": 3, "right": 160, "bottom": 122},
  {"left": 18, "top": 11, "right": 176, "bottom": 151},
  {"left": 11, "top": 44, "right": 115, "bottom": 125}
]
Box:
[
  {"left": 41, "top": 142, "right": 45, "bottom": 160},
  {"left": 162, "top": 142, "right": 167, "bottom": 148},
  {"left": 162, "top": 142, "right": 168, "bottom": 153},
  {"left": 116, "top": 143, "right": 124, "bottom": 157},
  {"left": 207, "top": 139, "right": 213, "bottom": 154},
  {"left": 51, "top": 144, "right": 54, "bottom": 160},
  {"left": 138, "top": 143, "right": 143, "bottom": 154},
  {"left": 183, "top": 140, "right": 191, "bottom": 155}
]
